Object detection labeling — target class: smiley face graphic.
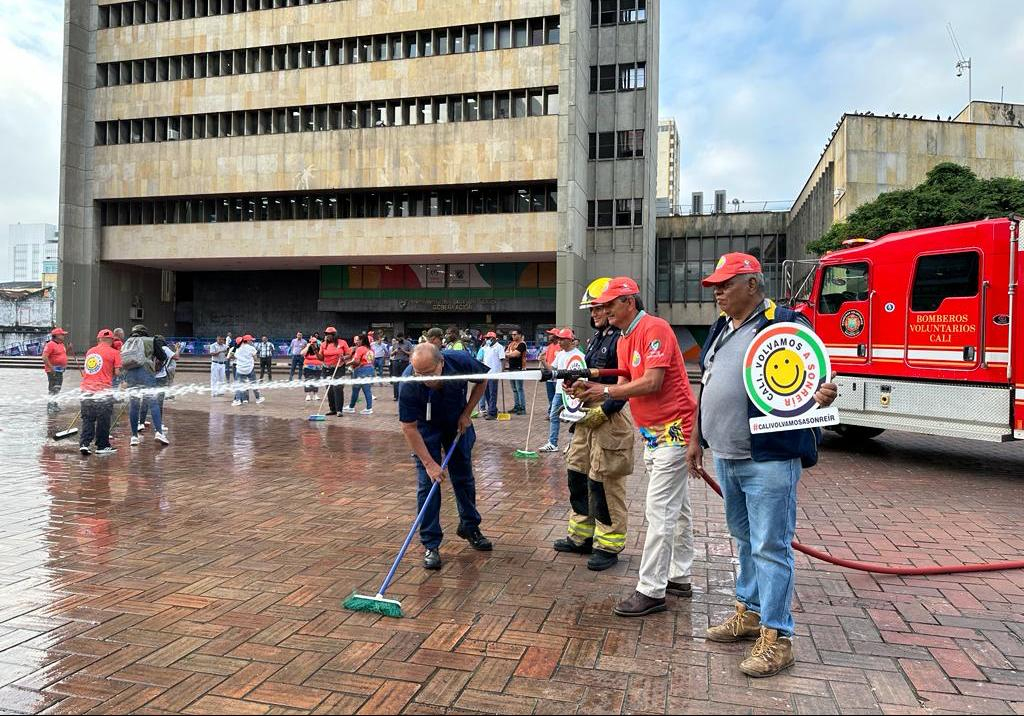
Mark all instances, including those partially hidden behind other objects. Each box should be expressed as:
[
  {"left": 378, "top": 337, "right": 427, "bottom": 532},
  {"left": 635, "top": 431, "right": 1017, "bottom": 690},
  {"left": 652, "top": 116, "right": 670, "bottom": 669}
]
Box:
[{"left": 764, "top": 348, "right": 805, "bottom": 395}]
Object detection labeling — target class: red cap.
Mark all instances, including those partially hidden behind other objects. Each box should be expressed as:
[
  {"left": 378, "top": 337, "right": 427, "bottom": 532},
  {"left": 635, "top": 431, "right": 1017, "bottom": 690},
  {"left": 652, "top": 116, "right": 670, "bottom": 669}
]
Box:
[
  {"left": 235, "top": 336, "right": 243, "bottom": 345},
  {"left": 701, "top": 253, "right": 762, "bottom": 286},
  {"left": 547, "top": 327, "right": 575, "bottom": 340},
  {"left": 485, "top": 331, "right": 497, "bottom": 338},
  {"left": 325, "top": 326, "right": 337, "bottom": 334},
  {"left": 591, "top": 276, "right": 641, "bottom": 305},
  {"left": 243, "top": 334, "right": 254, "bottom": 342},
  {"left": 51, "top": 328, "right": 67, "bottom": 336},
  {"left": 96, "top": 329, "right": 114, "bottom": 339}
]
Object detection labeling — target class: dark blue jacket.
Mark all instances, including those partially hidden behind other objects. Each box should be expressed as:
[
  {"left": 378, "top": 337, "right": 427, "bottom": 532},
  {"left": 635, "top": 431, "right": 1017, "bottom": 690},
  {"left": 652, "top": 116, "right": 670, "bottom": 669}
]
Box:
[{"left": 698, "top": 301, "right": 821, "bottom": 468}]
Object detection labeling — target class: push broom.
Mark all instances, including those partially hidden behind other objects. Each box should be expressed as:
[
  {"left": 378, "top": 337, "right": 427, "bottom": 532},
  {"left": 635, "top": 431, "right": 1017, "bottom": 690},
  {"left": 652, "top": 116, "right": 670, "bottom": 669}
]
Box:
[
  {"left": 308, "top": 360, "right": 342, "bottom": 422},
  {"left": 54, "top": 412, "right": 80, "bottom": 440},
  {"left": 497, "top": 380, "right": 511, "bottom": 421},
  {"left": 514, "top": 380, "right": 542, "bottom": 459},
  {"left": 344, "top": 434, "right": 462, "bottom": 618}
]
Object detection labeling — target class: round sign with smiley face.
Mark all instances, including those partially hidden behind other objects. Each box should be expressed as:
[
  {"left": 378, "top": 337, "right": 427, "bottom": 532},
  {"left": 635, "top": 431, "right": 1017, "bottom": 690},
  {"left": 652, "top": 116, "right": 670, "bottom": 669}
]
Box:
[{"left": 743, "top": 322, "right": 830, "bottom": 419}]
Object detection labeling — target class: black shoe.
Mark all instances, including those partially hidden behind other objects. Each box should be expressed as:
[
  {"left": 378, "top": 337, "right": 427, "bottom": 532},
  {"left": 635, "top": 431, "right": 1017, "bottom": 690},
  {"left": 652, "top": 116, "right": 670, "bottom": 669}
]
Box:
[
  {"left": 324, "top": 411, "right": 338, "bottom": 416},
  {"left": 456, "top": 526, "right": 493, "bottom": 551},
  {"left": 587, "top": 549, "right": 619, "bottom": 571},
  {"left": 666, "top": 581, "right": 693, "bottom": 597},
  {"left": 424, "top": 548, "right": 441, "bottom": 570},
  {"left": 553, "top": 537, "right": 593, "bottom": 554},
  {"left": 484, "top": 415, "right": 496, "bottom": 421}
]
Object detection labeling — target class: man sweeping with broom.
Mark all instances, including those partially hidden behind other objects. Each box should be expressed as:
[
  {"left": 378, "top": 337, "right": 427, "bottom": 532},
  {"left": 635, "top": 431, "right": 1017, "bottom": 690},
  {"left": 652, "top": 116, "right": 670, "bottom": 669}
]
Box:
[
  {"left": 399, "top": 343, "right": 493, "bottom": 570},
  {"left": 554, "top": 278, "right": 635, "bottom": 571}
]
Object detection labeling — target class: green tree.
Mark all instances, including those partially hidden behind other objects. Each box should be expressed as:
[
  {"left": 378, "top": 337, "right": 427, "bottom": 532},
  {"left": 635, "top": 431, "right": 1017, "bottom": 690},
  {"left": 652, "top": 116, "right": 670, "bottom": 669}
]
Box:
[{"left": 807, "top": 163, "right": 1024, "bottom": 255}]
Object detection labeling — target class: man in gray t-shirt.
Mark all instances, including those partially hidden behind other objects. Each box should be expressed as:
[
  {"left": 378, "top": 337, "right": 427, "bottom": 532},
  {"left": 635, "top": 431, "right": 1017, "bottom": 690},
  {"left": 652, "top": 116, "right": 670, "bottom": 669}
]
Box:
[{"left": 698, "top": 320, "right": 760, "bottom": 459}]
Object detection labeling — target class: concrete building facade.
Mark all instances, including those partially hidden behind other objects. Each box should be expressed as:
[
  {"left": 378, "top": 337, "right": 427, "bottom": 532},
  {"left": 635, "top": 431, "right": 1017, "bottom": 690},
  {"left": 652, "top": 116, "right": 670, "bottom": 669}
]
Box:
[
  {"left": 788, "top": 101, "right": 1024, "bottom": 259},
  {"left": 2, "top": 224, "right": 59, "bottom": 284},
  {"left": 60, "top": 0, "right": 659, "bottom": 343},
  {"left": 656, "top": 117, "right": 679, "bottom": 216}
]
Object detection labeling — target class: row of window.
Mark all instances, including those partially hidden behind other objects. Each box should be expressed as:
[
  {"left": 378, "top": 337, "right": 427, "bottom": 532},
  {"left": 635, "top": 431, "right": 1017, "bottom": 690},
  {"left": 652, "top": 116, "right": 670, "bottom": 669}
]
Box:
[
  {"left": 96, "top": 87, "right": 559, "bottom": 145},
  {"left": 656, "top": 235, "right": 786, "bottom": 304},
  {"left": 590, "top": 62, "right": 646, "bottom": 93},
  {"left": 588, "top": 130, "right": 644, "bottom": 160},
  {"left": 590, "top": 0, "right": 647, "bottom": 26},
  {"left": 97, "top": 16, "right": 558, "bottom": 88},
  {"left": 99, "top": 184, "right": 558, "bottom": 226},
  {"left": 586, "top": 199, "right": 644, "bottom": 228},
  {"left": 99, "top": 0, "right": 339, "bottom": 29}
]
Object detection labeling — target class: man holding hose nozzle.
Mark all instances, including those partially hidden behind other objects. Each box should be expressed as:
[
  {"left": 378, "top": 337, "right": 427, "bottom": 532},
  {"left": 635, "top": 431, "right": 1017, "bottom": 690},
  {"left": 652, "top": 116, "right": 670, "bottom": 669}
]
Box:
[
  {"left": 688, "top": 253, "right": 837, "bottom": 678},
  {"left": 553, "top": 278, "right": 634, "bottom": 572},
  {"left": 399, "top": 343, "right": 493, "bottom": 571}
]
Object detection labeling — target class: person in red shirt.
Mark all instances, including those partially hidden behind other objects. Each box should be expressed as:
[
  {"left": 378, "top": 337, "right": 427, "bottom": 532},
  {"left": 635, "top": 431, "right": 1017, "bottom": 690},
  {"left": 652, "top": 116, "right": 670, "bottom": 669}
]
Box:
[
  {"left": 302, "top": 338, "right": 324, "bottom": 401},
  {"left": 42, "top": 327, "right": 70, "bottom": 411},
  {"left": 572, "top": 276, "right": 698, "bottom": 618},
  {"left": 540, "top": 332, "right": 562, "bottom": 414},
  {"left": 112, "top": 327, "right": 125, "bottom": 351},
  {"left": 344, "top": 333, "right": 375, "bottom": 415},
  {"left": 79, "top": 329, "right": 123, "bottom": 456},
  {"left": 318, "top": 327, "right": 350, "bottom": 416}
]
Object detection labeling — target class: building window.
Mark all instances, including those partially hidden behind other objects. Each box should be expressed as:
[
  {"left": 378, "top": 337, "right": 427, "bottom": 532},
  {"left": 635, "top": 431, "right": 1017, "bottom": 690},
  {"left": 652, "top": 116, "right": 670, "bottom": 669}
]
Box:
[
  {"left": 617, "top": 129, "right": 644, "bottom": 157},
  {"left": 590, "top": 64, "right": 617, "bottom": 92},
  {"left": 597, "top": 200, "right": 613, "bottom": 227},
  {"left": 100, "top": 0, "right": 343, "bottom": 29},
  {"left": 96, "top": 14, "right": 561, "bottom": 87},
  {"left": 619, "top": 62, "right": 646, "bottom": 90},
  {"left": 93, "top": 85, "right": 557, "bottom": 145},
  {"left": 590, "top": 0, "right": 646, "bottom": 27},
  {"left": 620, "top": 0, "right": 646, "bottom": 23},
  {"left": 99, "top": 183, "right": 558, "bottom": 226}
]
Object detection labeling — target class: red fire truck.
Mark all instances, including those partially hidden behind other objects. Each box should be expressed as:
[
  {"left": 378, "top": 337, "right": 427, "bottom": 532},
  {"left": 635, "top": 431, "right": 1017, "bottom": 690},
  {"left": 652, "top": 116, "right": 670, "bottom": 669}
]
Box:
[{"left": 785, "top": 215, "right": 1024, "bottom": 442}]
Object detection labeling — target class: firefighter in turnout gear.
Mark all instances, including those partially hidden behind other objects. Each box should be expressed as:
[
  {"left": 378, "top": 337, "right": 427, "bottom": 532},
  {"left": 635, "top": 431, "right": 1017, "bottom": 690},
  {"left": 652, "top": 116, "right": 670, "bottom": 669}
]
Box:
[{"left": 554, "top": 277, "right": 636, "bottom": 571}]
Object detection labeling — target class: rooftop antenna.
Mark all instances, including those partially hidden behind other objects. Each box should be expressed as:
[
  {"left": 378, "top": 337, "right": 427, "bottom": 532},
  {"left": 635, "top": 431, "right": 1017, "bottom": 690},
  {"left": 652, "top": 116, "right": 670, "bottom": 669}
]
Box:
[{"left": 947, "top": 23, "right": 972, "bottom": 120}]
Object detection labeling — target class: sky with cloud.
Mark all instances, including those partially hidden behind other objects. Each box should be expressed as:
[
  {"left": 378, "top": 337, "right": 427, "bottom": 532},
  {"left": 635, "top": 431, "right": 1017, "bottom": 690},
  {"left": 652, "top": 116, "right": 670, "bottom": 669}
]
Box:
[{"left": 0, "top": 0, "right": 1020, "bottom": 233}]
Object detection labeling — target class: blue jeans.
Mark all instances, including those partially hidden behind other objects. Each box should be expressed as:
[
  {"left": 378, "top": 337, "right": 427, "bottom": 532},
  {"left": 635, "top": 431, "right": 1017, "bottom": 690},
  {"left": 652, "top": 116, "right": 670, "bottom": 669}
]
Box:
[
  {"left": 234, "top": 370, "right": 261, "bottom": 402},
  {"left": 138, "top": 376, "right": 167, "bottom": 424},
  {"left": 510, "top": 380, "right": 525, "bottom": 411},
  {"left": 547, "top": 393, "right": 564, "bottom": 446},
  {"left": 714, "top": 456, "right": 801, "bottom": 636},
  {"left": 415, "top": 428, "right": 480, "bottom": 549},
  {"left": 484, "top": 380, "right": 498, "bottom": 417},
  {"left": 125, "top": 366, "right": 162, "bottom": 436},
  {"left": 289, "top": 354, "right": 303, "bottom": 381},
  {"left": 546, "top": 380, "right": 556, "bottom": 408},
  {"left": 349, "top": 365, "right": 374, "bottom": 408},
  {"left": 373, "top": 357, "right": 386, "bottom": 378}
]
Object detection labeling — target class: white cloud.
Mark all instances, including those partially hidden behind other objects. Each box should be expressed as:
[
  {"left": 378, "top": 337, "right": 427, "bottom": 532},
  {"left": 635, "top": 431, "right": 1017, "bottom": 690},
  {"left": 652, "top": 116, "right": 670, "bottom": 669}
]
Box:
[{"left": 0, "top": 1, "right": 63, "bottom": 232}]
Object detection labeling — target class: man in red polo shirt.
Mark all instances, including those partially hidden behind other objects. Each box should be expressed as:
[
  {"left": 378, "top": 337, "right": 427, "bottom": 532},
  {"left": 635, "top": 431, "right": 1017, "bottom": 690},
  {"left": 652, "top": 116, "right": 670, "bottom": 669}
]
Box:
[
  {"left": 42, "top": 327, "right": 69, "bottom": 411},
  {"left": 572, "top": 276, "right": 698, "bottom": 618},
  {"left": 79, "top": 329, "right": 123, "bottom": 456}
]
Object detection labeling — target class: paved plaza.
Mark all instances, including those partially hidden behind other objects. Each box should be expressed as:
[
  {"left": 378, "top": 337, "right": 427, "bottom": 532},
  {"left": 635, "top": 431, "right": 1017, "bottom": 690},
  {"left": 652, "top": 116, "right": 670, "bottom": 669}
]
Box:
[{"left": 1, "top": 371, "right": 1023, "bottom": 714}]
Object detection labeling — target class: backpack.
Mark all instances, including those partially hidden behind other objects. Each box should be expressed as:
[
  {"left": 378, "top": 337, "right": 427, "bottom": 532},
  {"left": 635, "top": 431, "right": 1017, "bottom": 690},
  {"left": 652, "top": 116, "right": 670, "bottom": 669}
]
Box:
[{"left": 121, "top": 335, "right": 155, "bottom": 371}]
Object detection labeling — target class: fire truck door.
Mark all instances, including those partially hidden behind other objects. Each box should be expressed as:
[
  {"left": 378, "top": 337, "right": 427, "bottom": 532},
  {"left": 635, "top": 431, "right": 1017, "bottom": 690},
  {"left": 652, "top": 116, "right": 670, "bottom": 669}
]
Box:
[
  {"left": 905, "top": 250, "right": 982, "bottom": 369},
  {"left": 813, "top": 262, "right": 871, "bottom": 364}
]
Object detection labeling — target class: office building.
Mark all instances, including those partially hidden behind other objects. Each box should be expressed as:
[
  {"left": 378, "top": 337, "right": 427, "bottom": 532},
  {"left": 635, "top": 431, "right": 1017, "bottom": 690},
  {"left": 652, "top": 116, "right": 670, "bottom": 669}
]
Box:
[
  {"left": 2, "top": 224, "right": 58, "bottom": 284},
  {"left": 656, "top": 118, "right": 679, "bottom": 216}
]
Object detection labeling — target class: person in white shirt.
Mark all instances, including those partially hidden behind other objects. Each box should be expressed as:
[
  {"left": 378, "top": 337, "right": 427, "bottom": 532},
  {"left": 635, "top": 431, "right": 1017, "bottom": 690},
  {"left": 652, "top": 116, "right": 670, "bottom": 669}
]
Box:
[
  {"left": 478, "top": 331, "right": 505, "bottom": 420},
  {"left": 538, "top": 328, "right": 585, "bottom": 452},
  {"left": 232, "top": 335, "right": 265, "bottom": 406},
  {"left": 209, "top": 336, "right": 228, "bottom": 397}
]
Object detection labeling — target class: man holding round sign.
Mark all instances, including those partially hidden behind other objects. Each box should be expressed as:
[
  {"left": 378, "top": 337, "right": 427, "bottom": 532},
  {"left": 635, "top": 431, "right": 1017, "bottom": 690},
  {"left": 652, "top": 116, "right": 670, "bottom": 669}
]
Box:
[{"left": 687, "top": 253, "right": 837, "bottom": 678}]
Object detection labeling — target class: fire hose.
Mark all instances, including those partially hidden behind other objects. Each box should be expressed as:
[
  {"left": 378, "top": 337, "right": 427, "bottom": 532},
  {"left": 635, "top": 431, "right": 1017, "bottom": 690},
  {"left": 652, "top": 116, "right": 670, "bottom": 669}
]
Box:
[{"left": 549, "top": 367, "right": 1024, "bottom": 576}]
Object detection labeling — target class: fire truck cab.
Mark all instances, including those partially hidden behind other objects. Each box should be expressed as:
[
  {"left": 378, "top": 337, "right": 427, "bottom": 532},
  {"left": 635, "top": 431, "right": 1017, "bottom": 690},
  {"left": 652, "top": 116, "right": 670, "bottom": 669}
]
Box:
[{"left": 788, "top": 216, "right": 1024, "bottom": 442}]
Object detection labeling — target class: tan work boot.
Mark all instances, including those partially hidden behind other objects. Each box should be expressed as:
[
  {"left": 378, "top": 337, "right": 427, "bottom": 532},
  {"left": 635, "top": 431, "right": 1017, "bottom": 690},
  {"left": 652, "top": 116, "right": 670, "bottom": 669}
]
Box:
[
  {"left": 706, "top": 603, "right": 761, "bottom": 643},
  {"left": 739, "top": 627, "right": 795, "bottom": 678}
]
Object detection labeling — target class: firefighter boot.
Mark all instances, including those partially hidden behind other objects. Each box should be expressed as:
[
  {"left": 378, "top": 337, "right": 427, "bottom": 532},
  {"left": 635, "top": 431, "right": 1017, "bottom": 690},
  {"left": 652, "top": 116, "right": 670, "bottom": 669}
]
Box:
[
  {"left": 739, "top": 627, "right": 795, "bottom": 678},
  {"left": 586, "top": 549, "right": 618, "bottom": 571},
  {"left": 554, "top": 537, "right": 593, "bottom": 554},
  {"left": 706, "top": 602, "right": 761, "bottom": 643}
]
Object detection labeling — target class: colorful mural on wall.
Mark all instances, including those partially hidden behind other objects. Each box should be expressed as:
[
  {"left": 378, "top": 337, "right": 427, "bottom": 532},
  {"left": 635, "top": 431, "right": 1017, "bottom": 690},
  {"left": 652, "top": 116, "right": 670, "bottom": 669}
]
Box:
[{"left": 320, "top": 262, "right": 556, "bottom": 299}]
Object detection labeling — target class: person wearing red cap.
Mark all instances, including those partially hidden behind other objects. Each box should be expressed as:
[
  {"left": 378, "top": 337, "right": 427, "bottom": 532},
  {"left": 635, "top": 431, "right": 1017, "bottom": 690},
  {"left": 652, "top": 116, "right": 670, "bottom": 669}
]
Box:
[
  {"left": 231, "top": 335, "right": 264, "bottom": 406},
  {"left": 344, "top": 333, "right": 376, "bottom": 414},
  {"left": 319, "top": 327, "right": 350, "bottom": 415},
  {"left": 78, "top": 329, "right": 122, "bottom": 456},
  {"left": 572, "top": 276, "right": 698, "bottom": 618},
  {"left": 537, "top": 328, "right": 584, "bottom": 452},
  {"left": 478, "top": 331, "right": 506, "bottom": 420},
  {"left": 686, "top": 254, "right": 837, "bottom": 677},
  {"left": 42, "top": 327, "right": 70, "bottom": 412}
]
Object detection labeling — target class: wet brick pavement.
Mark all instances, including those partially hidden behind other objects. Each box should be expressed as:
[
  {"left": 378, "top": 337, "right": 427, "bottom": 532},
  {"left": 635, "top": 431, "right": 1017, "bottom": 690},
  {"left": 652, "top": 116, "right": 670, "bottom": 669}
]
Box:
[{"left": 1, "top": 370, "right": 1023, "bottom": 714}]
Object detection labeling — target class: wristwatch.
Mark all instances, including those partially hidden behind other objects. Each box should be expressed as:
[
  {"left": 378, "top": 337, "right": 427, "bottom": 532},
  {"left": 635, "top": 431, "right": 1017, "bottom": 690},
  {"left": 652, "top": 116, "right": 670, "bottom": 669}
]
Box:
[{"left": 603, "top": 386, "right": 611, "bottom": 398}]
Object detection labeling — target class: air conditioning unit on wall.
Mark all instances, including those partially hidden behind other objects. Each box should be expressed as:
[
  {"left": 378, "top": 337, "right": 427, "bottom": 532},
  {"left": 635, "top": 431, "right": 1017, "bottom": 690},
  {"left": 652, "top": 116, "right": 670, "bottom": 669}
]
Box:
[{"left": 130, "top": 307, "right": 144, "bottom": 321}]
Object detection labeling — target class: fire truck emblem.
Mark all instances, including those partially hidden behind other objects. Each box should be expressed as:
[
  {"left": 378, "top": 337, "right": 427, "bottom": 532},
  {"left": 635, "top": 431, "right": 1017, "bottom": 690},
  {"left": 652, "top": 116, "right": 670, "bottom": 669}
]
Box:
[
  {"left": 840, "top": 309, "right": 865, "bottom": 337},
  {"left": 743, "top": 322, "right": 839, "bottom": 434}
]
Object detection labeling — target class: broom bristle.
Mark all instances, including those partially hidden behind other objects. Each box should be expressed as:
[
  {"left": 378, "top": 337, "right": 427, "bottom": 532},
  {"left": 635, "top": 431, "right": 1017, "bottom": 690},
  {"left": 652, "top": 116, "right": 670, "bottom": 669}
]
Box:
[
  {"left": 513, "top": 450, "right": 538, "bottom": 459},
  {"left": 343, "top": 592, "right": 403, "bottom": 618}
]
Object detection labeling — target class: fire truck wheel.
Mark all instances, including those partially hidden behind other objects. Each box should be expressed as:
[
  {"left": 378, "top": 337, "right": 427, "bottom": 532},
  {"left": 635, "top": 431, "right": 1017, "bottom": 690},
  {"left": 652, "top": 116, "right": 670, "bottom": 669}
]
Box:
[{"left": 832, "top": 425, "right": 886, "bottom": 442}]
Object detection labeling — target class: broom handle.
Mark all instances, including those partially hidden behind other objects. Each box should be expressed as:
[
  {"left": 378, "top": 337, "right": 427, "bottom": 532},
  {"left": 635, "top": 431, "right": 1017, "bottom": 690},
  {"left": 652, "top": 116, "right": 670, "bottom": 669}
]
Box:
[
  {"left": 377, "top": 433, "right": 462, "bottom": 598},
  {"left": 315, "top": 360, "right": 341, "bottom": 414},
  {"left": 524, "top": 379, "right": 540, "bottom": 449}
]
